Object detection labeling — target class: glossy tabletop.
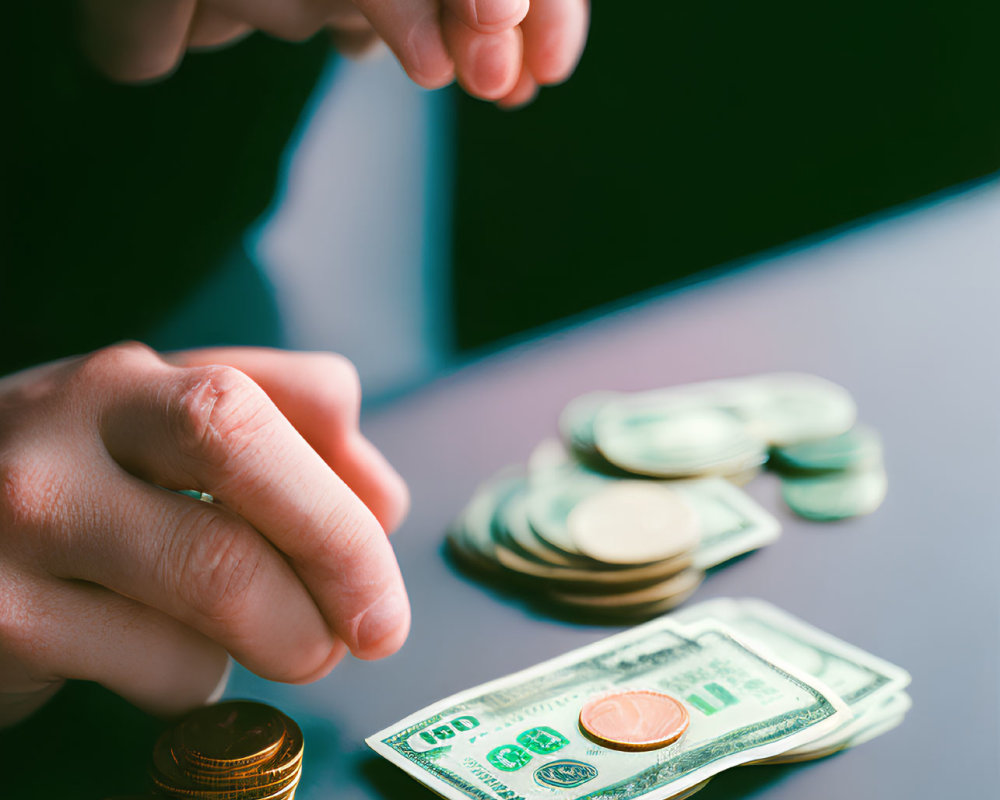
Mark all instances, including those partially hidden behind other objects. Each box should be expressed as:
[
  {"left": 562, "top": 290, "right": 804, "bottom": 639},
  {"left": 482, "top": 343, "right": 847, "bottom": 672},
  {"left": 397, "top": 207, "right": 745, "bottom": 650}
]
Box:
[
  {"left": 229, "top": 179, "right": 1000, "bottom": 799},
  {"left": 7, "top": 180, "right": 998, "bottom": 798}
]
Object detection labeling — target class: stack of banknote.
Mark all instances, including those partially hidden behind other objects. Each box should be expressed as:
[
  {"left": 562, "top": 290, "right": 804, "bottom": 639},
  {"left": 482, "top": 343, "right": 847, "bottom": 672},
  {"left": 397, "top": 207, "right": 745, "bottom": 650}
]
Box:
[
  {"left": 368, "top": 598, "right": 911, "bottom": 800},
  {"left": 448, "top": 373, "right": 884, "bottom": 619}
]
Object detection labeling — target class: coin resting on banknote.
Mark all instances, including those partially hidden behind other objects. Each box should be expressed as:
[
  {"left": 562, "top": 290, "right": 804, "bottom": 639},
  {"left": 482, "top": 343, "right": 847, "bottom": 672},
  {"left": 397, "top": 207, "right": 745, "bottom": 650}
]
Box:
[
  {"left": 578, "top": 690, "right": 690, "bottom": 751},
  {"left": 368, "top": 598, "right": 911, "bottom": 800},
  {"left": 449, "top": 373, "right": 887, "bottom": 620}
]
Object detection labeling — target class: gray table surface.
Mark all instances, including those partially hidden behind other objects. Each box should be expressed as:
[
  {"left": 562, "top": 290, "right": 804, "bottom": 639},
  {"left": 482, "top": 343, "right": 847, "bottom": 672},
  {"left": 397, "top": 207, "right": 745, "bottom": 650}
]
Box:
[{"left": 227, "top": 178, "right": 1000, "bottom": 798}]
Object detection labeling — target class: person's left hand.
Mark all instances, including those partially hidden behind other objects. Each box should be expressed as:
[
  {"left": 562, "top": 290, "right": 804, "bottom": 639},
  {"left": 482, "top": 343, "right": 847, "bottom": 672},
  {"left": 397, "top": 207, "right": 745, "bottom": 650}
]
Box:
[{"left": 78, "top": 0, "right": 590, "bottom": 107}]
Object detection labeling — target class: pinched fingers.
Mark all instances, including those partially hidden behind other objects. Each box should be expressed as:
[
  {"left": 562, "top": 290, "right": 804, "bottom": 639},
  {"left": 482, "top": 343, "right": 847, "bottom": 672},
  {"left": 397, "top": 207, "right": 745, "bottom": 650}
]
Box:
[
  {"left": 519, "top": 0, "right": 589, "bottom": 85},
  {"left": 440, "top": 0, "right": 529, "bottom": 33},
  {"left": 349, "top": 0, "right": 455, "bottom": 87},
  {"left": 496, "top": 69, "right": 539, "bottom": 109},
  {"left": 0, "top": 570, "right": 230, "bottom": 723},
  {"left": 79, "top": 0, "right": 196, "bottom": 82},
  {"left": 188, "top": 5, "right": 253, "bottom": 49},
  {"left": 98, "top": 348, "right": 410, "bottom": 661},
  {"left": 443, "top": 11, "right": 523, "bottom": 100},
  {"left": 24, "top": 466, "right": 344, "bottom": 684},
  {"left": 165, "top": 347, "right": 409, "bottom": 534}
]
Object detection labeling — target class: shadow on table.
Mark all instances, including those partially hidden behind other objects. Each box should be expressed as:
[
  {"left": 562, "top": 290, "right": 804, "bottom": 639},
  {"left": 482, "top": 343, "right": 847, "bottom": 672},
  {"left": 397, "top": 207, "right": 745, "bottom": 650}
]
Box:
[
  {"left": 359, "top": 753, "right": 441, "bottom": 800},
  {"left": 440, "top": 539, "right": 764, "bottom": 627}
]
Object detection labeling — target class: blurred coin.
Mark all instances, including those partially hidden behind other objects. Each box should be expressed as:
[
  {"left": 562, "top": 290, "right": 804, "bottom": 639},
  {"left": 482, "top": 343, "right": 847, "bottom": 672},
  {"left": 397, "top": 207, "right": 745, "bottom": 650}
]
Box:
[
  {"left": 559, "top": 391, "right": 622, "bottom": 458},
  {"left": 567, "top": 482, "right": 700, "bottom": 565},
  {"left": 548, "top": 568, "right": 703, "bottom": 615},
  {"left": 781, "top": 466, "right": 888, "bottom": 521},
  {"left": 500, "top": 491, "right": 587, "bottom": 568},
  {"left": 447, "top": 471, "right": 523, "bottom": 569},
  {"left": 525, "top": 475, "right": 604, "bottom": 555},
  {"left": 526, "top": 438, "right": 573, "bottom": 482},
  {"left": 743, "top": 373, "right": 856, "bottom": 446},
  {"left": 579, "top": 690, "right": 690, "bottom": 751},
  {"left": 494, "top": 541, "right": 692, "bottom": 589},
  {"left": 769, "top": 424, "right": 881, "bottom": 473},
  {"left": 594, "top": 403, "right": 766, "bottom": 478},
  {"left": 723, "top": 465, "right": 761, "bottom": 486}
]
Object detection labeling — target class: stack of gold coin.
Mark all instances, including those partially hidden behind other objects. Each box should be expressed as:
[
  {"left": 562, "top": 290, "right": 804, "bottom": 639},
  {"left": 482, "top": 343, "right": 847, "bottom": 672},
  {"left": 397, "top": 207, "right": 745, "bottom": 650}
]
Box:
[{"left": 151, "top": 701, "right": 304, "bottom": 800}]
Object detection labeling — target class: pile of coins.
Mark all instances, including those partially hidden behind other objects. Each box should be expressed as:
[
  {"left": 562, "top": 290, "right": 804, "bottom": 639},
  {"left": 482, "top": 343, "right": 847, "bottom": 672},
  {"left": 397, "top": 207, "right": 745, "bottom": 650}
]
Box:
[
  {"left": 449, "top": 373, "right": 884, "bottom": 619},
  {"left": 150, "top": 701, "right": 304, "bottom": 800},
  {"left": 564, "top": 372, "right": 886, "bottom": 520},
  {"left": 769, "top": 423, "right": 886, "bottom": 520}
]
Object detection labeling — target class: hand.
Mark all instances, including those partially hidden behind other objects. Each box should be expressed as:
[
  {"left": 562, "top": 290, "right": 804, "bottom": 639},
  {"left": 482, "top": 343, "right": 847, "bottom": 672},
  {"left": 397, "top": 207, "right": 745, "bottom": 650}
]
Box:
[
  {"left": 77, "top": 0, "right": 589, "bottom": 107},
  {"left": 0, "top": 343, "right": 410, "bottom": 727}
]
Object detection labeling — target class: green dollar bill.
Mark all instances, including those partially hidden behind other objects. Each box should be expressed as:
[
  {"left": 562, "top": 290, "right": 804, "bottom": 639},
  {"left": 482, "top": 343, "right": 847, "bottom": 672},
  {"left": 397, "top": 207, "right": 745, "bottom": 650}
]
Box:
[
  {"left": 673, "top": 598, "right": 911, "bottom": 758},
  {"left": 673, "top": 479, "right": 780, "bottom": 569},
  {"left": 367, "top": 616, "right": 849, "bottom": 800}
]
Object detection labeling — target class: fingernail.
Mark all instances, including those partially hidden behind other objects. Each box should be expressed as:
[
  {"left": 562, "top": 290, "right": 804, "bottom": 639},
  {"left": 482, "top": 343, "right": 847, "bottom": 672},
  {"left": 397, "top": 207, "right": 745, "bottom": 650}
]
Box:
[
  {"left": 475, "top": 0, "right": 528, "bottom": 27},
  {"left": 467, "top": 35, "right": 518, "bottom": 99},
  {"left": 356, "top": 590, "right": 410, "bottom": 657}
]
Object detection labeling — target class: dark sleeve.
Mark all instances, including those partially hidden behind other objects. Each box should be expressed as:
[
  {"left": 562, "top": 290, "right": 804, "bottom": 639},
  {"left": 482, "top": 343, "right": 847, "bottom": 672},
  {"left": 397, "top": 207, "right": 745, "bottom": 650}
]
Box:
[{"left": 1, "top": 5, "right": 331, "bottom": 375}]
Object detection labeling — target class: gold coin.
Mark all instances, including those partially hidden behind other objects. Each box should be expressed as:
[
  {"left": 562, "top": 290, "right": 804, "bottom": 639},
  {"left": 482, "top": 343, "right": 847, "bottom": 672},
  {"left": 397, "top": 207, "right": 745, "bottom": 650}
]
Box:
[
  {"left": 173, "top": 701, "right": 289, "bottom": 769},
  {"left": 579, "top": 690, "right": 690, "bottom": 751},
  {"left": 567, "top": 482, "right": 700, "bottom": 565},
  {"left": 151, "top": 768, "right": 301, "bottom": 800},
  {"left": 548, "top": 568, "right": 704, "bottom": 614},
  {"left": 151, "top": 702, "right": 305, "bottom": 799},
  {"left": 494, "top": 541, "right": 693, "bottom": 588},
  {"left": 171, "top": 743, "right": 304, "bottom": 788},
  {"left": 180, "top": 734, "right": 303, "bottom": 780}
]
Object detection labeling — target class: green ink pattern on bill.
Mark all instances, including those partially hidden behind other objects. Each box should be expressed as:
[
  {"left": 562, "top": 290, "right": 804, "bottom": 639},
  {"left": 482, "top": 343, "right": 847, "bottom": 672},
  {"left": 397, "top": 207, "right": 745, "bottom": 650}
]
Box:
[{"left": 367, "top": 613, "right": 850, "bottom": 800}]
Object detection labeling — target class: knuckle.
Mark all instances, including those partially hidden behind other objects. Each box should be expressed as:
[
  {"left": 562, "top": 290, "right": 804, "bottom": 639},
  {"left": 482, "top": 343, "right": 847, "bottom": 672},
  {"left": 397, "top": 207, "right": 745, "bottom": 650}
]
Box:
[
  {"left": 171, "top": 512, "right": 262, "bottom": 627},
  {"left": 0, "top": 457, "right": 62, "bottom": 534},
  {"left": 68, "top": 341, "right": 161, "bottom": 403},
  {"left": 170, "top": 366, "right": 273, "bottom": 467},
  {"left": 76, "top": 341, "right": 158, "bottom": 381}
]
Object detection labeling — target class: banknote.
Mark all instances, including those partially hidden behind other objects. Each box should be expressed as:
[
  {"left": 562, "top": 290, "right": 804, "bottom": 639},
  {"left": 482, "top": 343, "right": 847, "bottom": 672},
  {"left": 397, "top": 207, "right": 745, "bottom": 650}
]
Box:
[
  {"left": 673, "top": 598, "right": 911, "bottom": 760},
  {"left": 673, "top": 478, "right": 780, "bottom": 569},
  {"left": 368, "top": 615, "right": 849, "bottom": 800}
]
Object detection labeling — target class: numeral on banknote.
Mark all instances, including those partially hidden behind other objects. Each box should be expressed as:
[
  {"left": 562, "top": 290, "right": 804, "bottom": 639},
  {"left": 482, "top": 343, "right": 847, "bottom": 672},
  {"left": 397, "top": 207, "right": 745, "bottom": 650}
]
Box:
[
  {"left": 417, "top": 715, "right": 481, "bottom": 746},
  {"left": 687, "top": 682, "right": 741, "bottom": 716}
]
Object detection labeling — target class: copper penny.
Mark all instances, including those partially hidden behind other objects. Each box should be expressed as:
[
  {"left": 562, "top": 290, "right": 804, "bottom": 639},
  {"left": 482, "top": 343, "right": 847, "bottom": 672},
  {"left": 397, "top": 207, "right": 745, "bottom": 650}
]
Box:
[{"left": 579, "top": 690, "right": 690, "bottom": 751}]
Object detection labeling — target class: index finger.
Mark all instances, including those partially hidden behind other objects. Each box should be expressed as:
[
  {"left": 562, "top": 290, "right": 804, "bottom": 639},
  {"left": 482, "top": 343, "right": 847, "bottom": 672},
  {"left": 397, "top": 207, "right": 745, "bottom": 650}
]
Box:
[{"left": 96, "top": 346, "right": 410, "bottom": 661}]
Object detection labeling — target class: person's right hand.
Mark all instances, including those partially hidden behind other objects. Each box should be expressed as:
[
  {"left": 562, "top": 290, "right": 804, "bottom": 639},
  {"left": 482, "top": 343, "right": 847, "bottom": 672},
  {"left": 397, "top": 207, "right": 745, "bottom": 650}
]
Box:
[
  {"left": 0, "top": 343, "right": 410, "bottom": 728},
  {"left": 78, "top": 0, "right": 589, "bottom": 108}
]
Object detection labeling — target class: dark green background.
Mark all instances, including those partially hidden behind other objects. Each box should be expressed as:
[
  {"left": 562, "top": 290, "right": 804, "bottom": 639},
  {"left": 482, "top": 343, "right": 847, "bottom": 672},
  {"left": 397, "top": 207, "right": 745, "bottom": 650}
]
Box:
[
  {"left": 4, "top": 2, "right": 1000, "bottom": 374},
  {"left": 450, "top": 2, "right": 1000, "bottom": 349}
]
